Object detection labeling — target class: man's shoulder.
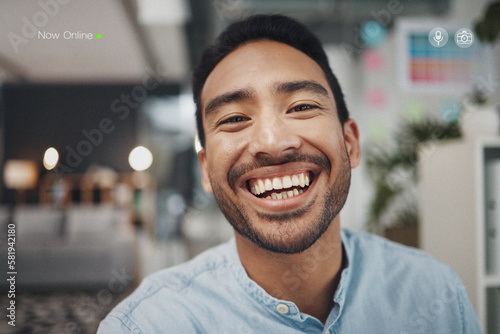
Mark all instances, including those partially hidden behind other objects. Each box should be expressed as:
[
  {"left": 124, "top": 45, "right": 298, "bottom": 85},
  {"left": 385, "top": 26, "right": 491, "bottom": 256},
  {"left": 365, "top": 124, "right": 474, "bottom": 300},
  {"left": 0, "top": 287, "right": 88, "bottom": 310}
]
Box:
[
  {"left": 98, "top": 240, "right": 235, "bottom": 333},
  {"left": 341, "top": 229, "right": 466, "bottom": 306},
  {"left": 343, "top": 228, "right": 445, "bottom": 264},
  {"left": 340, "top": 229, "right": 481, "bottom": 333},
  {"left": 146, "top": 239, "right": 234, "bottom": 291},
  {"left": 342, "top": 228, "right": 457, "bottom": 279}
]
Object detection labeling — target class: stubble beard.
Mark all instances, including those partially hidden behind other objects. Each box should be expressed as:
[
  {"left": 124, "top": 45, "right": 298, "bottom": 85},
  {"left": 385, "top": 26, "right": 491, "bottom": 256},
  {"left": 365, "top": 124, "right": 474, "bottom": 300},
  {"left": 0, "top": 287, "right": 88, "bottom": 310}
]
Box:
[{"left": 209, "top": 151, "right": 351, "bottom": 254}]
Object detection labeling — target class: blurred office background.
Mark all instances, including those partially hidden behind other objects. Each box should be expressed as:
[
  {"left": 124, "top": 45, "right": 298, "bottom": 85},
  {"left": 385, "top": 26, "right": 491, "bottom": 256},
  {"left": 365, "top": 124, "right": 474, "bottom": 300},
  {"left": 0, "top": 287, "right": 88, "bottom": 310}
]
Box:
[{"left": 0, "top": 0, "right": 499, "bottom": 332}]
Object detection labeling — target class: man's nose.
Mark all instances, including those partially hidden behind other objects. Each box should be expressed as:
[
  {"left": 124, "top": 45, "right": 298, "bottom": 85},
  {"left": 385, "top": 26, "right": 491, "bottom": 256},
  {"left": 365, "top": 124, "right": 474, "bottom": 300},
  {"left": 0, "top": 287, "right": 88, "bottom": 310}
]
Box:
[{"left": 248, "top": 115, "right": 302, "bottom": 158}]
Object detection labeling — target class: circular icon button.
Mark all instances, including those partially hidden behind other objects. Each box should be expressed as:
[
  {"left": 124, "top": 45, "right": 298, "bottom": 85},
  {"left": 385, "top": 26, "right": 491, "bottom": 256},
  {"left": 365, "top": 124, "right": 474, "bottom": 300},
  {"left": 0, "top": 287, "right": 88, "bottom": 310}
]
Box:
[
  {"left": 455, "top": 28, "right": 474, "bottom": 48},
  {"left": 429, "top": 27, "right": 448, "bottom": 47}
]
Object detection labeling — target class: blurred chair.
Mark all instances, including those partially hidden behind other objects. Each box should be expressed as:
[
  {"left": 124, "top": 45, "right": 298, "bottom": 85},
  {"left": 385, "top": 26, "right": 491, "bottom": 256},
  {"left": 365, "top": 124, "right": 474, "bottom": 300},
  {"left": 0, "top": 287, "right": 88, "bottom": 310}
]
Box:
[{"left": 0, "top": 204, "right": 137, "bottom": 289}]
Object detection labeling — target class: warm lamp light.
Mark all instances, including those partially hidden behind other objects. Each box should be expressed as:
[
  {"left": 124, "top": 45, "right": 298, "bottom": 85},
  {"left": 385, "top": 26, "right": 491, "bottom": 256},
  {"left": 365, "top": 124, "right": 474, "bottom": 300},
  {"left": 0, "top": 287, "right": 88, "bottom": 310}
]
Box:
[
  {"left": 3, "top": 160, "right": 39, "bottom": 189},
  {"left": 129, "top": 146, "right": 153, "bottom": 171},
  {"left": 3, "top": 160, "right": 39, "bottom": 203},
  {"left": 43, "top": 147, "right": 59, "bottom": 170}
]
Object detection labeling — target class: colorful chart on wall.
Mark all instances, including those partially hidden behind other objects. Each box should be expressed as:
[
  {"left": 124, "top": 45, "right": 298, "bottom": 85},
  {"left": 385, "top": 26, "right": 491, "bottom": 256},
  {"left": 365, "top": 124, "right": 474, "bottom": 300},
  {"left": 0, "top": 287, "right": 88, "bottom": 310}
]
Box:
[{"left": 396, "top": 19, "right": 496, "bottom": 95}]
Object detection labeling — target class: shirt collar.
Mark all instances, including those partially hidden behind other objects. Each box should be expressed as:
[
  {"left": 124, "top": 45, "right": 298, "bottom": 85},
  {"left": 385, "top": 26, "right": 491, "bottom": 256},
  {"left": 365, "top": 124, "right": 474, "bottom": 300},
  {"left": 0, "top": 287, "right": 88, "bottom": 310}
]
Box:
[{"left": 227, "top": 230, "right": 353, "bottom": 323}]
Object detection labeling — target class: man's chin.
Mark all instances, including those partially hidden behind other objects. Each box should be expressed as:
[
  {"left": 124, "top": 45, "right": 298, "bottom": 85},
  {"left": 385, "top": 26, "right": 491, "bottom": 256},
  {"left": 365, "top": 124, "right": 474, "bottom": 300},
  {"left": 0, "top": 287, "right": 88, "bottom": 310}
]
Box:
[
  {"left": 243, "top": 231, "right": 321, "bottom": 254},
  {"left": 215, "top": 158, "right": 351, "bottom": 255},
  {"left": 232, "top": 184, "right": 345, "bottom": 255},
  {"left": 234, "top": 217, "right": 326, "bottom": 254},
  {"left": 255, "top": 201, "right": 313, "bottom": 222}
]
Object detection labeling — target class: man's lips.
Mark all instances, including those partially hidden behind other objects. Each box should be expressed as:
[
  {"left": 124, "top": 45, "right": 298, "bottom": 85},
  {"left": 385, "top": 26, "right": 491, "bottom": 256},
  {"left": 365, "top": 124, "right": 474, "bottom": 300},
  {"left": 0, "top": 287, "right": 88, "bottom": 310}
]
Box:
[
  {"left": 235, "top": 161, "right": 320, "bottom": 203},
  {"left": 228, "top": 152, "right": 330, "bottom": 194},
  {"left": 247, "top": 171, "right": 313, "bottom": 199},
  {"left": 237, "top": 165, "right": 319, "bottom": 212}
]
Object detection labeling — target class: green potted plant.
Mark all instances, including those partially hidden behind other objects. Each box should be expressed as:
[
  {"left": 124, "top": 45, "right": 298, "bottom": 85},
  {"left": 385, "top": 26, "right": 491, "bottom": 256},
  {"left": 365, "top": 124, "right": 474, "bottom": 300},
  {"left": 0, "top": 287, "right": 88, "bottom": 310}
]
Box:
[
  {"left": 460, "top": 86, "right": 499, "bottom": 139},
  {"left": 365, "top": 117, "right": 461, "bottom": 247}
]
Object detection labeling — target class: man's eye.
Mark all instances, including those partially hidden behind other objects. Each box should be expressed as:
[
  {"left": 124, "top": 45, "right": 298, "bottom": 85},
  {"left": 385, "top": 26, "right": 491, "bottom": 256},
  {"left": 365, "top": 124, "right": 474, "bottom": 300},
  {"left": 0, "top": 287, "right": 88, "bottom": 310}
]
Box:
[
  {"left": 291, "top": 104, "right": 317, "bottom": 112},
  {"left": 219, "top": 116, "right": 246, "bottom": 125}
]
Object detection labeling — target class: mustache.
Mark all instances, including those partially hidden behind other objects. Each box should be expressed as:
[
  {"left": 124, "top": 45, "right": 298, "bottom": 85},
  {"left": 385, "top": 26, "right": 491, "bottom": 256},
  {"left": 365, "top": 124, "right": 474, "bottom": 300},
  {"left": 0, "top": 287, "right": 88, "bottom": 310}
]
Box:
[{"left": 227, "top": 152, "right": 331, "bottom": 190}]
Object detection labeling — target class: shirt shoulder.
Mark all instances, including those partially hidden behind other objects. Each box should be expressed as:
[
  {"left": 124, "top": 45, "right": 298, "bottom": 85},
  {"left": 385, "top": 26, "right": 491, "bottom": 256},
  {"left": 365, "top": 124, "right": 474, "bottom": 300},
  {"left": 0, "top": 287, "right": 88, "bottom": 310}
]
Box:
[
  {"left": 98, "top": 240, "right": 236, "bottom": 333},
  {"left": 340, "top": 229, "right": 481, "bottom": 333},
  {"left": 341, "top": 228, "right": 463, "bottom": 294},
  {"left": 342, "top": 228, "right": 454, "bottom": 274}
]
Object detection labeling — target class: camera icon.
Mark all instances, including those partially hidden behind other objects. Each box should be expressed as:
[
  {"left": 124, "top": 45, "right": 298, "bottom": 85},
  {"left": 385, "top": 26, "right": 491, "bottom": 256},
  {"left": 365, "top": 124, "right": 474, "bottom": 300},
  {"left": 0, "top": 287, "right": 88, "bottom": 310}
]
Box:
[
  {"left": 457, "top": 31, "right": 472, "bottom": 44},
  {"left": 455, "top": 28, "right": 474, "bottom": 48}
]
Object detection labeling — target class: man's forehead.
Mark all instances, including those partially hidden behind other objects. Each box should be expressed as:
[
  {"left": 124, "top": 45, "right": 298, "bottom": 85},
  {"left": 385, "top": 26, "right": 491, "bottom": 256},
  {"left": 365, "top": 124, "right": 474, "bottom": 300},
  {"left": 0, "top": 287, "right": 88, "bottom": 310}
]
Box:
[{"left": 201, "top": 40, "right": 333, "bottom": 108}]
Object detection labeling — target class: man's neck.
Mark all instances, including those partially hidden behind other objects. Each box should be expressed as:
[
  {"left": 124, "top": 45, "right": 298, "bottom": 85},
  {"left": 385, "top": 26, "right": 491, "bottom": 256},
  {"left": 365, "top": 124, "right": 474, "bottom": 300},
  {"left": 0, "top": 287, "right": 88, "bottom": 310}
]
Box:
[{"left": 235, "top": 220, "right": 343, "bottom": 324}]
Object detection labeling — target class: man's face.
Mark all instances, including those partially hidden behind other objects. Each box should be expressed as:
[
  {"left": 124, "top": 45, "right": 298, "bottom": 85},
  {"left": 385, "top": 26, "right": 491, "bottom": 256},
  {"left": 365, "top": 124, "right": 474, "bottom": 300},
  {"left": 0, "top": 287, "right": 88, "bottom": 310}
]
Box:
[{"left": 198, "top": 40, "right": 360, "bottom": 254}]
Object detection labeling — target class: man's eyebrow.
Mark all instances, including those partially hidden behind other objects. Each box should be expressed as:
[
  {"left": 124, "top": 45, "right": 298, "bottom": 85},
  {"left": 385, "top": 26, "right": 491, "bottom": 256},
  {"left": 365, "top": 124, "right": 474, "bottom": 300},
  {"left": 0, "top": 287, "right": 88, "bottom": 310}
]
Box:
[
  {"left": 204, "top": 89, "right": 255, "bottom": 117},
  {"left": 274, "top": 80, "right": 329, "bottom": 97},
  {"left": 203, "top": 81, "right": 328, "bottom": 118}
]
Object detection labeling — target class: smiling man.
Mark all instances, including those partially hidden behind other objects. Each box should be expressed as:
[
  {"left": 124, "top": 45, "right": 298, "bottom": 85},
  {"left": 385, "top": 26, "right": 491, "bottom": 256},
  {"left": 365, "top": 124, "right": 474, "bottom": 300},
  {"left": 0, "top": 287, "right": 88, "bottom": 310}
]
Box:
[{"left": 99, "top": 15, "right": 480, "bottom": 333}]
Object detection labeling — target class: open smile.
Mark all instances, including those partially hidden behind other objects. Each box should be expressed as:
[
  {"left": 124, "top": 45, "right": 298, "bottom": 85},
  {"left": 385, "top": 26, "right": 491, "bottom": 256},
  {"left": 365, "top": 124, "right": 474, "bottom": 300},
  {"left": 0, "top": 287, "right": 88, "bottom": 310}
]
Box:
[
  {"left": 247, "top": 171, "right": 314, "bottom": 200},
  {"left": 234, "top": 161, "right": 324, "bottom": 212}
]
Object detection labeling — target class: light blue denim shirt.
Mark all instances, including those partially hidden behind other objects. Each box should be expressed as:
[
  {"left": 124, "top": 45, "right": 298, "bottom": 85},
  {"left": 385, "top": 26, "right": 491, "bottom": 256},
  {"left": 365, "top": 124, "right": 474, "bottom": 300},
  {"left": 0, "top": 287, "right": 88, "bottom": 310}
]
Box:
[{"left": 98, "top": 229, "right": 481, "bottom": 333}]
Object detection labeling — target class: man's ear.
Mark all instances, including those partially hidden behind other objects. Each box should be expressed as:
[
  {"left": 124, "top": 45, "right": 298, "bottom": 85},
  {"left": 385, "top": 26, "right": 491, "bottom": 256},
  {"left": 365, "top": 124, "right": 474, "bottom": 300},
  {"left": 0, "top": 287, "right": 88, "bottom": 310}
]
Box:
[
  {"left": 198, "top": 149, "right": 213, "bottom": 193},
  {"left": 343, "top": 119, "right": 361, "bottom": 169}
]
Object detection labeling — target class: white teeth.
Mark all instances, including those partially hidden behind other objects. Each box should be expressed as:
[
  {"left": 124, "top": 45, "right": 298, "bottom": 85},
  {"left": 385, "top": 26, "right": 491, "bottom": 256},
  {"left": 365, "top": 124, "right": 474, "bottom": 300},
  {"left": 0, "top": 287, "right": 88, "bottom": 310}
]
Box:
[
  {"left": 251, "top": 186, "right": 257, "bottom": 195},
  {"left": 258, "top": 180, "right": 265, "bottom": 194},
  {"left": 282, "top": 175, "right": 292, "bottom": 188},
  {"left": 250, "top": 172, "right": 312, "bottom": 197},
  {"left": 272, "top": 177, "right": 283, "bottom": 190},
  {"left": 260, "top": 188, "right": 304, "bottom": 200},
  {"left": 299, "top": 173, "right": 305, "bottom": 187}
]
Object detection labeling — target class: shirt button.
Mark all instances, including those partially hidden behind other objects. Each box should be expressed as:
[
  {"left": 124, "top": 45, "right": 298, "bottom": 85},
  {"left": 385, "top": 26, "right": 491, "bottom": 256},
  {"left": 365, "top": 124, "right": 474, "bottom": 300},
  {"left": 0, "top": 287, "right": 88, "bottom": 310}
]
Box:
[{"left": 276, "top": 303, "right": 289, "bottom": 314}]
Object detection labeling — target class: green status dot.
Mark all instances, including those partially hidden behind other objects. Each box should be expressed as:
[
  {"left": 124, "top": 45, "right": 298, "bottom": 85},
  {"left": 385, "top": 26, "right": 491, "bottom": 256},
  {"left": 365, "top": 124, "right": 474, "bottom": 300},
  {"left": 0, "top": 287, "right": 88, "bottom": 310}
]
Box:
[{"left": 96, "top": 34, "right": 102, "bottom": 39}]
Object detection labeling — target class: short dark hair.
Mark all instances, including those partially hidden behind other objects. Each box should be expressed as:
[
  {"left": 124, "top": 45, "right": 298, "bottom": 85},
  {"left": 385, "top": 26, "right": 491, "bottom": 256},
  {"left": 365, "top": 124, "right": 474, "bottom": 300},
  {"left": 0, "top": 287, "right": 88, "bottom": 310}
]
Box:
[{"left": 192, "top": 14, "right": 349, "bottom": 148}]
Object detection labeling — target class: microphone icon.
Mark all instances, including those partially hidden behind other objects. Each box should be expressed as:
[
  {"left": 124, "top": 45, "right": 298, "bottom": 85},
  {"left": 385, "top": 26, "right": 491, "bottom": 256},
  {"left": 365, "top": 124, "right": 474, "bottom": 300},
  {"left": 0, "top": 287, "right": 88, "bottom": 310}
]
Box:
[
  {"left": 434, "top": 31, "right": 443, "bottom": 45},
  {"left": 429, "top": 27, "right": 448, "bottom": 47}
]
